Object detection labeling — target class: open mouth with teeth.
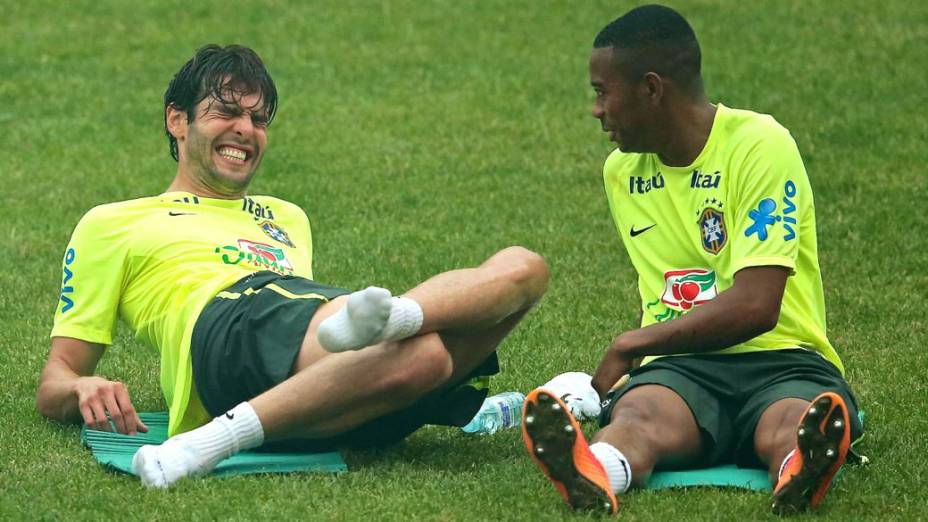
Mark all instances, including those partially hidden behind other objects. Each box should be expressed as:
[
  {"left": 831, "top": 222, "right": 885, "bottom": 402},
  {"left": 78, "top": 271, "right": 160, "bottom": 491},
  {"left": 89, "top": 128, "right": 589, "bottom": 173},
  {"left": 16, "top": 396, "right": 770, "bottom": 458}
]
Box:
[{"left": 215, "top": 145, "right": 251, "bottom": 165}]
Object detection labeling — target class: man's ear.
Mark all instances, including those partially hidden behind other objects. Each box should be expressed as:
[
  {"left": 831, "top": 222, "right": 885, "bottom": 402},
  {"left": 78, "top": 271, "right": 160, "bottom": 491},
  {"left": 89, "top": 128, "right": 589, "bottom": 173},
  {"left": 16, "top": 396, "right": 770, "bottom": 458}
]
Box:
[
  {"left": 165, "top": 104, "right": 188, "bottom": 142},
  {"left": 642, "top": 71, "right": 664, "bottom": 105}
]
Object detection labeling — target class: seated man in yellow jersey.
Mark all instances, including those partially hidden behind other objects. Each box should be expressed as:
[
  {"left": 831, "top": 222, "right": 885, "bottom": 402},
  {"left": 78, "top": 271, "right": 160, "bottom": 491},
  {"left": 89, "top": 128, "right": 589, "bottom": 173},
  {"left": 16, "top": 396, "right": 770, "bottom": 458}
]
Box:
[
  {"left": 521, "top": 5, "right": 861, "bottom": 517},
  {"left": 36, "top": 44, "right": 549, "bottom": 489}
]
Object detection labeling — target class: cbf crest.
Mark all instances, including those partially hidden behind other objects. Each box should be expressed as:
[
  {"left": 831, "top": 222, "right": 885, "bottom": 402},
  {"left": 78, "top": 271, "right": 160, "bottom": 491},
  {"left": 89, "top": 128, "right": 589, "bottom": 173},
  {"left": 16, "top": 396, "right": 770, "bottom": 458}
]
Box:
[
  {"left": 259, "top": 220, "right": 295, "bottom": 248},
  {"left": 696, "top": 198, "right": 727, "bottom": 255}
]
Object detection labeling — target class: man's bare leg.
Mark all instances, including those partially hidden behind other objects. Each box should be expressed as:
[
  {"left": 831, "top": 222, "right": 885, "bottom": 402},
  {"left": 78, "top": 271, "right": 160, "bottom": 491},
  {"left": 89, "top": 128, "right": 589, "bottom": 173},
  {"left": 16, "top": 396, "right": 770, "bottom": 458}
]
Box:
[
  {"left": 260, "top": 246, "right": 548, "bottom": 438},
  {"left": 134, "top": 247, "right": 548, "bottom": 487},
  {"left": 521, "top": 385, "right": 704, "bottom": 513},
  {"left": 754, "top": 398, "right": 809, "bottom": 483}
]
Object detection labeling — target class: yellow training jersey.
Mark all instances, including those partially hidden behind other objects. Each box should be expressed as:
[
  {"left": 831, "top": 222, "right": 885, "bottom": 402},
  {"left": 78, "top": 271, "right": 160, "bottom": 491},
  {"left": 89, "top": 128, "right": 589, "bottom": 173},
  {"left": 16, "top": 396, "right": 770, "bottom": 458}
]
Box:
[
  {"left": 603, "top": 104, "right": 842, "bottom": 372},
  {"left": 51, "top": 192, "right": 314, "bottom": 435}
]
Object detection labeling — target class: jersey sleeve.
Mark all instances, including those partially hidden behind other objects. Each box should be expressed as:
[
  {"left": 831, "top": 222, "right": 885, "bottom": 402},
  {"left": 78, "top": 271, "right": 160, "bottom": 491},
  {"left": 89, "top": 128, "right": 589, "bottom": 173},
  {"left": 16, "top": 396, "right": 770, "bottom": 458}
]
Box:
[
  {"left": 50, "top": 207, "right": 130, "bottom": 345},
  {"left": 729, "top": 126, "right": 810, "bottom": 276}
]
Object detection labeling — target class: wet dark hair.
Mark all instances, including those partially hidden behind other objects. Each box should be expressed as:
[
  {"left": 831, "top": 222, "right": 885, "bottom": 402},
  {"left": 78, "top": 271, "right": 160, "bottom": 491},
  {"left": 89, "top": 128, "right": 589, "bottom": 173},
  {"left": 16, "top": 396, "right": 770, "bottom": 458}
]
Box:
[
  {"left": 163, "top": 44, "right": 278, "bottom": 161},
  {"left": 594, "top": 5, "right": 702, "bottom": 95}
]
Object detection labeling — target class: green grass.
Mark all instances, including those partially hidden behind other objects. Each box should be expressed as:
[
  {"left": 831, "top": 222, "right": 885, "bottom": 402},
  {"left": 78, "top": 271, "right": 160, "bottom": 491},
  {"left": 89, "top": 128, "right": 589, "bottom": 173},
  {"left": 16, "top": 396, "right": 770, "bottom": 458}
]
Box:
[{"left": 2, "top": 0, "right": 925, "bottom": 519}]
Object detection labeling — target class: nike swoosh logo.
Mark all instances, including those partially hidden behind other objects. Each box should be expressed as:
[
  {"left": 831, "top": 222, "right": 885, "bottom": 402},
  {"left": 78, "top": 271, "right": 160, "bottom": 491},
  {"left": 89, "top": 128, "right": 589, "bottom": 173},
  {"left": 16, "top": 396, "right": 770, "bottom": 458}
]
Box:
[
  {"left": 225, "top": 412, "right": 235, "bottom": 420},
  {"left": 630, "top": 224, "right": 656, "bottom": 237},
  {"left": 168, "top": 211, "right": 195, "bottom": 216}
]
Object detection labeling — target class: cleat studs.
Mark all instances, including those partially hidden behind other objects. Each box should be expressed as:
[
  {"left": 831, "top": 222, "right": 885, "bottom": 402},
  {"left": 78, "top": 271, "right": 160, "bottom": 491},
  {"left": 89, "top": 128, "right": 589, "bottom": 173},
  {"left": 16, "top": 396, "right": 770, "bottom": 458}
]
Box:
[
  {"left": 825, "top": 448, "right": 836, "bottom": 458},
  {"left": 808, "top": 407, "right": 817, "bottom": 416},
  {"left": 552, "top": 403, "right": 562, "bottom": 412},
  {"left": 833, "top": 419, "right": 843, "bottom": 429},
  {"left": 535, "top": 445, "right": 545, "bottom": 455},
  {"left": 525, "top": 415, "right": 535, "bottom": 425},
  {"left": 604, "top": 502, "right": 612, "bottom": 511},
  {"left": 564, "top": 424, "right": 574, "bottom": 433},
  {"left": 798, "top": 427, "right": 806, "bottom": 437}
]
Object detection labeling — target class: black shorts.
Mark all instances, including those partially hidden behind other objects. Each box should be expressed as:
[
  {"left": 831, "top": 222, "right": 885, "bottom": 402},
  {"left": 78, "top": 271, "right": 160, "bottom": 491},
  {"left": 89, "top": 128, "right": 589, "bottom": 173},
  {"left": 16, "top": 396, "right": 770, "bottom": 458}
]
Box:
[
  {"left": 597, "top": 349, "right": 863, "bottom": 468},
  {"left": 191, "top": 271, "right": 498, "bottom": 451}
]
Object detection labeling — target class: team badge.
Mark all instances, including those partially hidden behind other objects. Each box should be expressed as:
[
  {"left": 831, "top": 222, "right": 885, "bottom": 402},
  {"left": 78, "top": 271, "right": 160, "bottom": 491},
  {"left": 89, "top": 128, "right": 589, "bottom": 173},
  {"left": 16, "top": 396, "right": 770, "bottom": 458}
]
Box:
[
  {"left": 259, "top": 220, "right": 294, "bottom": 247},
  {"left": 698, "top": 207, "right": 727, "bottom": 254}
]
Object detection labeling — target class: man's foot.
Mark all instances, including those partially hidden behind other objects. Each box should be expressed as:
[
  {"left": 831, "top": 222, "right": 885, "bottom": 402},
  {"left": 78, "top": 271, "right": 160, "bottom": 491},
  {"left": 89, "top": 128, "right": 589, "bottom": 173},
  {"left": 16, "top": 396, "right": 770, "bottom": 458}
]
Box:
[
  {"left": 318, "top": 287, "right": 393, "bottom": 352},
  {"left": 771, "top": 392, "right": 851, "bottom": 516},
  {"left": 132, "top": 439, "right": 212, "bottom": 489},
  {"left": 521, "top": 389, "right": 618, "bottom": 515}
]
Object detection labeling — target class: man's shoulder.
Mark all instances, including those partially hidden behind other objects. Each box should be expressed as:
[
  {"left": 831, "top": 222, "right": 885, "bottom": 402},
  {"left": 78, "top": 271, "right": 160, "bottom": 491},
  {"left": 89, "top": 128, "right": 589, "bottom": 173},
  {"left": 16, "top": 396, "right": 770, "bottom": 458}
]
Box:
[
  {"left": 78, "top": 196, "right": 163, "bottom": 224},
  {"left": 717, "top": 104, "right": 795, "bottom": 148},
  {"left": 247, "top": 195, "right": 308, "bottom": 221}
]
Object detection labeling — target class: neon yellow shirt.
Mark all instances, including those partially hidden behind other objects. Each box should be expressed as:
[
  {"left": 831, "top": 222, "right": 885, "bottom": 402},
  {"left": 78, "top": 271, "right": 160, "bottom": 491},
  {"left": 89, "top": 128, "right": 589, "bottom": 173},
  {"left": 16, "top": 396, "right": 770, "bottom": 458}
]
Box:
[
  {"left": 51, "top": 192, "right": 313, "bottom": 435},
  {"left": 603, "top": 104, "right": 842, "bottom": 372}
]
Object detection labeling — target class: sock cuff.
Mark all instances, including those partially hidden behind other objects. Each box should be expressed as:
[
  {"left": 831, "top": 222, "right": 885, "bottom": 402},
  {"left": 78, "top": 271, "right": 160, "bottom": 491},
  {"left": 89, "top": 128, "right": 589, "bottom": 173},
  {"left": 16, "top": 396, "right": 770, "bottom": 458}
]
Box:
[
  {"left": 590, "top": 442, "right": 632, "bottom": 494},
  {"left": 218, "top": 402, "right": 265, "bottom": 452},
  {"left": 383, "top": 296, "right": 424, "bottom": 340}
]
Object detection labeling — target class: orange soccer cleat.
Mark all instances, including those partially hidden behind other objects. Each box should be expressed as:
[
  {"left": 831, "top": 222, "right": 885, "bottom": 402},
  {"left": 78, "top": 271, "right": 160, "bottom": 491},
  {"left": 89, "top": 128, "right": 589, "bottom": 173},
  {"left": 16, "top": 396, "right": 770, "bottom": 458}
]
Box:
[
  {"left": 771, "top": 392, "right": 851, "bottom": 516},
  {"left": 521, "top": 388, "right": 618, "bottom": 515}
]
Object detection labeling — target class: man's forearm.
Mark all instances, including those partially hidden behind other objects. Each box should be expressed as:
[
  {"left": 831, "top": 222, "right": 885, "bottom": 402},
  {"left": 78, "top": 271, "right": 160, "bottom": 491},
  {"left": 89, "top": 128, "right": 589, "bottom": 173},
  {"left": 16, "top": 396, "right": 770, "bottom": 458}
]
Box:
[
  {"left": 36, "top": 362, "right": 82, "bottom": 423},
  {"left": 614, "top": 281, "right": 779, "bottom": 360}
]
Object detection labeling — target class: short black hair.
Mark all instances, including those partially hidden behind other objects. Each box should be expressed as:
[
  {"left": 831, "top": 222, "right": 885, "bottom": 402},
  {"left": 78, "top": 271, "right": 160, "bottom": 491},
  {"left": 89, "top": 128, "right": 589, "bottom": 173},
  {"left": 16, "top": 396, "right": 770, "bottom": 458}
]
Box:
[
  {"left": 163, "top": 44, "right": 278, "bottom": 161},
  {"left": 594, "top": 5, "right": 702, "bottom": 94}
]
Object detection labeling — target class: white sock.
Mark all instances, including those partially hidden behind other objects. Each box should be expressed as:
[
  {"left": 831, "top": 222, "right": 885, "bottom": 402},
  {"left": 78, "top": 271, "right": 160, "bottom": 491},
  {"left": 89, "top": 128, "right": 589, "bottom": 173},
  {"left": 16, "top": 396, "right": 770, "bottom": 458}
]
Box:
[
  {"left": 590, "top": 442, "right": 632, "bottom": 494},
  {"left": 133, "top": 402, "right": 264, "bottom": 488},
  {"left": 382, "top": 296, "right": 425, "bottom": 341},
  {"left": 778, "top": 448, "right": 797, "bottom": 479},
  {"left": 318, "top": 287, "right": 423, "bottom": 352}
]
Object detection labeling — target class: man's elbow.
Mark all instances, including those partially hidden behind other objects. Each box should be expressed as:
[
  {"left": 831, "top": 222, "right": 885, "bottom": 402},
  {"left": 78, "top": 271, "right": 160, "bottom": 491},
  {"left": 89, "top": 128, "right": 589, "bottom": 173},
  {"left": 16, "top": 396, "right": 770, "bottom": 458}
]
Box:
[{"left": 748, "top": 302, "right": 781, "bottom": 336}]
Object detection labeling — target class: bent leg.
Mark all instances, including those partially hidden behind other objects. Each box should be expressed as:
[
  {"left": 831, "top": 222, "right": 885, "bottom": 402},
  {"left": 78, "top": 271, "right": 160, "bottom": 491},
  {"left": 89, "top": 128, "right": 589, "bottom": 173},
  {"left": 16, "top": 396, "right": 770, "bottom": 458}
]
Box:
[
  {"left": 592, "top": 384, "right": 705, "bottom": 487},
  {"left": 273, "top": 246, "right": 549, "bottom": 440},
  {"left": 754, "top": 398, "right": 809, "bottom": 482}
]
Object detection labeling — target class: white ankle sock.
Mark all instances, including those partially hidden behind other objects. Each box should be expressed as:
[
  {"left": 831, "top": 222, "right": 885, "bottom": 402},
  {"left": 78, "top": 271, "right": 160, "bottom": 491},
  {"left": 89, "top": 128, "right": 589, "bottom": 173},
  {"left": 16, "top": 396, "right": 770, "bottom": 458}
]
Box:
[
  {"left": 133, "top": 402, "right": 264, "bottom": 488},
  {"left": 778, "top": 448, "right": 797, "bottom": 479},
  {"left": 590, "top": 442, "right": 632, "bottom": 494},
  {"left": 382, "top": 296, "right": 425, "bottom": 341},
  {"left": 318, "top": 287, "right": 423, "bottom": 352}
]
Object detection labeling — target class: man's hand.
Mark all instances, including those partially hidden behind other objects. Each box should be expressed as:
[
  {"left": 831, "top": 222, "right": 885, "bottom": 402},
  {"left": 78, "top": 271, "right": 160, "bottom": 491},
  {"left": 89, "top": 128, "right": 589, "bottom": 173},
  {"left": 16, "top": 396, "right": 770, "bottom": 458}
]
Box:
[
  {"left": 74, "top": 377, "right": 148, "bottom": 435},
  {"left": 592, "top": 338, "right": 636, "bottom": 399}
]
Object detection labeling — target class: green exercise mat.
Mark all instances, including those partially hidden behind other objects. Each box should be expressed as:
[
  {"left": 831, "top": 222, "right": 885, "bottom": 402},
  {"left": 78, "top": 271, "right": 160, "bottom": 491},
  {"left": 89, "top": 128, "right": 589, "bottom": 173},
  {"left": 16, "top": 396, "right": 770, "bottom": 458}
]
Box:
[
  {"left": 648, "top": 464, "right": 771, "bottom": 491},
  {"left": 645, "top": 411, "right": 867, "bottom": 491},
  {"left": 81, "top": 412, "right": 347, "bottom": 477}
]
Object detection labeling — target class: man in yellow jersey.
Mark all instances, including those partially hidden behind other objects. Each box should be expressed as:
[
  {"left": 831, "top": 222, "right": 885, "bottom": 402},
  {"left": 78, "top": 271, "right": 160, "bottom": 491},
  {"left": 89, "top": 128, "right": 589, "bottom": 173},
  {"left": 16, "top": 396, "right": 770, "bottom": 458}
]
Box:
[
  {"left": 37, "top": 44, "right": 549, "bottom": 488},
  {"left": 521, "top": 5, "right": 861, "bottom": 516}
]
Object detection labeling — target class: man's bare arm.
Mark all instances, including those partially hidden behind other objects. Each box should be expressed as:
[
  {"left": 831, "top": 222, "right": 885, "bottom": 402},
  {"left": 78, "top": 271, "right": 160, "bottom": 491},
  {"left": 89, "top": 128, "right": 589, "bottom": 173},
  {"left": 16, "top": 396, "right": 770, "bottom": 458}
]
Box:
[
  {"left": 593, "top": 266, "right": 789, "bottom": 396},
  {"left": 36, "top": 337, "right": 148, "bottom": 435}
]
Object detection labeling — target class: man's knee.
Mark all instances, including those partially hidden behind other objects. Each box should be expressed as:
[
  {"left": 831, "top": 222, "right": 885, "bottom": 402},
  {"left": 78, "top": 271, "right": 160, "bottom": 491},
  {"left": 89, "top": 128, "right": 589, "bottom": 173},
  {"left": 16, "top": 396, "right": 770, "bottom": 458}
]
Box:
[
  {"left": 754, "top": 399, "right": 807, "bottom": 464},
  {"left": 609, "top": 387, "right": 701, "bottom": 454},
  {"left": 487, "top": 246, "right": 550, "bottom": 300},
  {"left": 380, "top": 334, "right": 453, "bottom": 402}
]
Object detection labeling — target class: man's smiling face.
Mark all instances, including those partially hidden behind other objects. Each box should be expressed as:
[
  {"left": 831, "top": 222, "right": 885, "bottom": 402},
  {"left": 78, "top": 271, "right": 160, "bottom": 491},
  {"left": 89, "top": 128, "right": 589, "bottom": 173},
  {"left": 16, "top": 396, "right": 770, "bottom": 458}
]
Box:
[{"left": 170, "top": 86, "right": 269, "bottom": 196}]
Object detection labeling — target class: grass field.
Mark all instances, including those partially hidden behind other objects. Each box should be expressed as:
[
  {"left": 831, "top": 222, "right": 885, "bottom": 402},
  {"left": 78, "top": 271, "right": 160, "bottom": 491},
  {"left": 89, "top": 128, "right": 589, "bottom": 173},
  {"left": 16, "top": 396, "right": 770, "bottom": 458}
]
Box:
[{"left": 2, "top": 0, "right": 926, "bottom": 519}]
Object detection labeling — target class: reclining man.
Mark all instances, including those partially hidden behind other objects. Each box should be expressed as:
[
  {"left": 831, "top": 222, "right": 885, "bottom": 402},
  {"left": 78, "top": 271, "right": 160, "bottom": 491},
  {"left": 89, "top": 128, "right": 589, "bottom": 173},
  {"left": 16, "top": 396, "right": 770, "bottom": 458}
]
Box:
[
  {"left": 522, "top": 5, "right": 861, "bottom": 516},
  {"left": 37, "top": 44, "right": 549, "bottom": 488}
]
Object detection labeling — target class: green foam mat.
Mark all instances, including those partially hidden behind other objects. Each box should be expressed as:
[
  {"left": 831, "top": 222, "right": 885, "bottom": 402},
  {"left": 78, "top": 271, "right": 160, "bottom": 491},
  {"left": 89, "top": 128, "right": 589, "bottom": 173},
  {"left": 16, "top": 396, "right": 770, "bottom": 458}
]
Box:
[
  {"left": 645, "top": 410, "right": 866, "bottom": 491},
  {"left": 81, "top": 412, "right": 347, "bottom": 477},
  {"left": 648, "top": 465, "right": 770, "bottom": 491}
]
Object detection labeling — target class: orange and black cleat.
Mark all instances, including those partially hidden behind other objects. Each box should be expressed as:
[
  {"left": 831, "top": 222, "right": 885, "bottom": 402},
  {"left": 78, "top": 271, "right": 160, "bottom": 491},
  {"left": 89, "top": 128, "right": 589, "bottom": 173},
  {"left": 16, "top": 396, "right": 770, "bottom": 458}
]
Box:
[
  {"left": 772, "top": 391, "right": 851, "bottom": 516},
  {"left": 521, "top": 389, "right": 618, "bottom": 515}
]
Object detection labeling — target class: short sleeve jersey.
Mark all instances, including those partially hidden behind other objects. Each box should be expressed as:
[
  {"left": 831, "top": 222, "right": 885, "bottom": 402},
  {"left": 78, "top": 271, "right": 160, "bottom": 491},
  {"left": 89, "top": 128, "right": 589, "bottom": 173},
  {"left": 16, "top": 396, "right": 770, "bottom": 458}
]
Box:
[
  {"left": 603, "top": 104, "right": 842, "bottom": 373},
  {"left": 51, "top": 192, "right": 314, "bottom": 435}
]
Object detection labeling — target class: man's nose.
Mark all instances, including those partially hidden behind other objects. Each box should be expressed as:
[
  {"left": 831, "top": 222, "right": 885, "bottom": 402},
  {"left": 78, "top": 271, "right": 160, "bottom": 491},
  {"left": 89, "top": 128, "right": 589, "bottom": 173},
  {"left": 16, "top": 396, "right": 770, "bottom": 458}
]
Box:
[
  {"left": 591, "top": 102, "right": 604, "bottom": 119},
  {"left": 233, "top": 113, "right": 255, "bottom": 136}
]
